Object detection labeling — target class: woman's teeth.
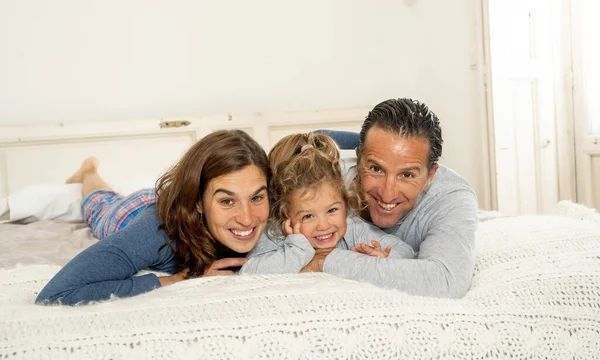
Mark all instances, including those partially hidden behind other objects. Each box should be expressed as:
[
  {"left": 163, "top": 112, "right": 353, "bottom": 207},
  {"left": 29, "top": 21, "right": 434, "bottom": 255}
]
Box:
[{"left": 231, "top": 229, "right": 253, "bottom": 236}]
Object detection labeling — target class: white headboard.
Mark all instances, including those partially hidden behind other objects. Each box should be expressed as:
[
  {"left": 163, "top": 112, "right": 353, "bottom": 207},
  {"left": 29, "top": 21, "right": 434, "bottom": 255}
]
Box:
[{"left": 0, "top": 107, "right": 368, "bottom": 198}]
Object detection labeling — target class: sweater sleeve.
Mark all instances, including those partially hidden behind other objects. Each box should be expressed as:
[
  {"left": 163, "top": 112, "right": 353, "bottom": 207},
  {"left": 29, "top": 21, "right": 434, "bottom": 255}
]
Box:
[
  {"left": 35, "top": 205, "right": 175, "bottom": 305},
  {"left": 240, "top": 232, "right": 316, "bottom": 274},
  {"left": 345, "top": 216, "right": 415, "bottom": 259},
  {"left": 323, "top": 189, "right": 477, "bottom": 298}
]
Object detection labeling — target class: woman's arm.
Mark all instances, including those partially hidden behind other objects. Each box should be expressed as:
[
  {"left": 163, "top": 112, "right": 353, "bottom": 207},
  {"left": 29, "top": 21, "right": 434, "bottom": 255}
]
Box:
[{"left": 35, "top": 205, "right": 176, "bottom": 305}]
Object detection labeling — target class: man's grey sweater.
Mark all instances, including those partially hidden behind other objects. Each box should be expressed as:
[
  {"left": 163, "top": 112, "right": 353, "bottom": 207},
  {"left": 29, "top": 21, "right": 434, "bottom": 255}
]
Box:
[{"left": 323, "top": 155, "right": 478, "bottom": 298}]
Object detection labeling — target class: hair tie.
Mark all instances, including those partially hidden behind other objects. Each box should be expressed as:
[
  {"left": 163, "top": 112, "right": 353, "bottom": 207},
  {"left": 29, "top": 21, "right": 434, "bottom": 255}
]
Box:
[{"left": 300, "top": 144, "right": 314, "bottom": 153}]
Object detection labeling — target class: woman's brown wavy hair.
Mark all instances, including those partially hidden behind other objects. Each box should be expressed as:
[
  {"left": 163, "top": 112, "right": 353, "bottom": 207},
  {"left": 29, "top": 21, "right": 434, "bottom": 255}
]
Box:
[
  {"left": 155, "top": 129, "right": 270, "bottom": 277},
  {"left": 268, "top": 132, "right": 360, "bottom": 235}
]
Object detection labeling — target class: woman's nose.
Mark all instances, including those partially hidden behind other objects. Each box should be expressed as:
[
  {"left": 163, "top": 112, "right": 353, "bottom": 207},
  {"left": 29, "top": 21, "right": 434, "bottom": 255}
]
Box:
[{"left": 236, "top": 205, "right": 253, "bottom": 226}]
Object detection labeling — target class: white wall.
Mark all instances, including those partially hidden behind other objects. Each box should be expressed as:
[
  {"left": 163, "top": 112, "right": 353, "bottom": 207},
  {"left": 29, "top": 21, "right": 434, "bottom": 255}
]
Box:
[
  {"left": 403, "top": 0, "right": 489, "bottom": 208},
  {"left": 0, "top": 0, "right": 490, "bottom": 208}
]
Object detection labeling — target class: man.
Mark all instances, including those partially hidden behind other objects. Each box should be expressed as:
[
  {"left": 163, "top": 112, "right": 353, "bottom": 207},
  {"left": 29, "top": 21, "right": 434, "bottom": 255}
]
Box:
[{"left": 307, "top": 98, "right": 478, "bottom": 298}]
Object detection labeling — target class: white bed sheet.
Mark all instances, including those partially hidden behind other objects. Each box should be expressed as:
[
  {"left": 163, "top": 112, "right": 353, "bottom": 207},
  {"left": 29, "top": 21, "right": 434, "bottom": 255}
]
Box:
[{"left": 1, "top": 203, "right": 599, "bottom": 359}]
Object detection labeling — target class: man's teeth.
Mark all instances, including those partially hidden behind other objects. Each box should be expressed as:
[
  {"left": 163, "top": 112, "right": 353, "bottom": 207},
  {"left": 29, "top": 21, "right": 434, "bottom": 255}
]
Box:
[
  {"left": 231, "top": 229, "right": 253, "bottom": 236},
  {"left": 377, "top": 201, "right": 398, "bottom": 210},
  {"left": 316, "top": 233, "right": 333, "bottom": 241}
]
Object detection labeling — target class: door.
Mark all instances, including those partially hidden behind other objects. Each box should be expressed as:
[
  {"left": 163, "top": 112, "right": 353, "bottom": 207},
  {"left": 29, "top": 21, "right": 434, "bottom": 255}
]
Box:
[
  {"left": 572, "top": 0, "right": 600, "bottom": 210},
  {"left": 488, "top": 0, "right": 560, "bottom": 215}
]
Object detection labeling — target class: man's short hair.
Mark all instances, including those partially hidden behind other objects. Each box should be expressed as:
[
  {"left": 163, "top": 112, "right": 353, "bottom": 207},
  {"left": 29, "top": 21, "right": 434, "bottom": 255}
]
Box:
[{"left": 358, "top": 98, "right": 443, "bottom": 170}]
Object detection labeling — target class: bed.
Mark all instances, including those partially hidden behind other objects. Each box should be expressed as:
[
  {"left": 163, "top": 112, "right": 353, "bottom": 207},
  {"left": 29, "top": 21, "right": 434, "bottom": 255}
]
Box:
[
  {"left": 1, "top": 201, "right": 599, "bottom": 359},
  {"left": 1, "top": 114, "right": 600, "bottom": 359}
]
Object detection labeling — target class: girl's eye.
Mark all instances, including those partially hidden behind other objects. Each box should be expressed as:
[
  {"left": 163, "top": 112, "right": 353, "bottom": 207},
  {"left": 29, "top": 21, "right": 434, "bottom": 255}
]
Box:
[
  {"left": 302, "top": 214, "right": 313, "bottom": 220},
  {"left": 328, "top": 207, "right": 338, "bottom": 214},
  {"left": 220, "top": 199, "right": 234, "bottom": 206},
  {"left": 252, "top": 195, "right": 265, "bottom": 202}
]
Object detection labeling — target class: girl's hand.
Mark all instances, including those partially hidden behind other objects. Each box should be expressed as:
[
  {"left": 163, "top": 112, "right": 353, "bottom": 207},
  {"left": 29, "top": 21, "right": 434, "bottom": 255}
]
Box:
[
  {"left": 203, "top": 257, "right": 247, "bottom": 276},
  {"left": 283, "top": 218, "right": 302, "bottom": 236},
  {"left": 350, "top": 240, "right": 391, "bottom": 258},
  {"left": 300, "top": 248, "right": 334, "bottom": 272},
  {"left": 158, "top": 269, "right": 189, "bottom": 287}
]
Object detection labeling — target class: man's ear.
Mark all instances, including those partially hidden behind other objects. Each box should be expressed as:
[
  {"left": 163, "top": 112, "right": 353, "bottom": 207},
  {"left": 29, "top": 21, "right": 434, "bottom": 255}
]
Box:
[
  {"left": 355, "top": 147, "right": 359, "bottom": 157},
  {"left": 424, "top": 163, "right": 439, "bottom": 190}
]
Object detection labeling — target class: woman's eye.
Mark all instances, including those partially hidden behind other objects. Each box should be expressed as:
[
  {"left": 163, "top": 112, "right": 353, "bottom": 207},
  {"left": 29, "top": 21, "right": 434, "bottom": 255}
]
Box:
[
  {"left": 220, "top": 199, "right": 234, "bottom": 206},
  {"left": 252, "top": 195, "right": 265, "bottom": 202},
  {"left": 328, "top": 207, "right": 338, "bottom": 214}
]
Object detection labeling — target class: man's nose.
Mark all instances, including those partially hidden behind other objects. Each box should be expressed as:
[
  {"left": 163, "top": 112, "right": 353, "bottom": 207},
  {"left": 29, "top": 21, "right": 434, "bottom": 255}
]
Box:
[{"left": 380, "top": 175, "right": 398, "bottom": 202}]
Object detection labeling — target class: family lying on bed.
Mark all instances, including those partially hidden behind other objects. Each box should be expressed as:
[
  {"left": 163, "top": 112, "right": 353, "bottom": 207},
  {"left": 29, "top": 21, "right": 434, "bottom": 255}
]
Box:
[{"left": 36, "top": 97, "right": 478, "bottom": 306}]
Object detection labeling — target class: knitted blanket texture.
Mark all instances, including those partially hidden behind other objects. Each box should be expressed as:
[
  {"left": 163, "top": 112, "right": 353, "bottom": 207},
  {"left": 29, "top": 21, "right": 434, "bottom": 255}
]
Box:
[{"left": 1, "top": 201, "right": 599, "bottom": 359}]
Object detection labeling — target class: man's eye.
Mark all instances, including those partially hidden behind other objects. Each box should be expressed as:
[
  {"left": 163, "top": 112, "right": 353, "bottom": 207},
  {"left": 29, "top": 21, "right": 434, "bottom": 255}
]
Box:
[
  {"left": 402, "top": 172, "right": 415, "bottom": 179},
  {"left": 370, "top": 165, "right": 382, "bottom": 173},
  {"left": 220, "top": 199, "right": 234, "bottom": 206}
]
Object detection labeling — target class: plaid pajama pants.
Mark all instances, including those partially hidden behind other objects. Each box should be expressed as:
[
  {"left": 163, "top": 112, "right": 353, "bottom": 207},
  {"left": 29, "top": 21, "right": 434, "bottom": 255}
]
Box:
[{"left": 82, "top": 188, "right": 156, "bottom": 240}]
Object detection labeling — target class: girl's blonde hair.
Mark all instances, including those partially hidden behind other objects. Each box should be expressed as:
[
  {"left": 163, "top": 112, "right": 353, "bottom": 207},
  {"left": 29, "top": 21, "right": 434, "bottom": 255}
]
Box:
[{"left": 268, "top": 132, "right": 359, "bottom": 234}]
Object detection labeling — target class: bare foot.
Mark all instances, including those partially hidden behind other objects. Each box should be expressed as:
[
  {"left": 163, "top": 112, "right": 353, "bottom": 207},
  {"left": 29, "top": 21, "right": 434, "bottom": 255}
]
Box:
[{"left": 66, "top": 157, "right": 99, "bottom": 184}]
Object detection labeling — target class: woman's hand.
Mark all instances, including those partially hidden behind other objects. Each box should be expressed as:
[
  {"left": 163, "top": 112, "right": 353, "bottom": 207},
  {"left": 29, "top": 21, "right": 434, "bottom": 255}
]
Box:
[
  {"left": 158, "top": 269, "right": 189, "bottom": 287},
  {"left": 158, "top": 257, "right": 247, "bottom": 286},
  {"left": 283, "top": 218, "right": 302, "bottom": 236},
  {"left": 351, "top": 240, "right": 391, "bottom": 258},
  {"left": 203, "top": 257, "right": 248, "bottom": 276}
]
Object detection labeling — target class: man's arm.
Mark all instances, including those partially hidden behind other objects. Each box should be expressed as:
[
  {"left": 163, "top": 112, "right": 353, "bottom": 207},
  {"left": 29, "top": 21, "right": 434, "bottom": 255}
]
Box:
[
  {"left": 322, "top": 190, "right": 477, "bottom": 298},
  {"left": 240, "top": 232, "right": 316, "bottom": 274},
  {"left": 346, "top": 216, "right": 415, "bottom": 259}
]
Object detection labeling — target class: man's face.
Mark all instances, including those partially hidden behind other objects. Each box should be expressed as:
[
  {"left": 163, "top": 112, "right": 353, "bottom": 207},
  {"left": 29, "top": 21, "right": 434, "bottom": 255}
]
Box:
[{"left": 358, "top": 126, "right": 438, "bottom": 228}]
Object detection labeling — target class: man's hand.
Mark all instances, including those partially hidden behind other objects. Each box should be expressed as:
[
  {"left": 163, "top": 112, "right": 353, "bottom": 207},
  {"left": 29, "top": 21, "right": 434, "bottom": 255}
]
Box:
[
  {"left": 301, "top": 248, "right": 335, "bottom": 272},
  {"left": 351, "top": 240, "right": 391, "bottom": 258},
  {"left": 203, "top": 258, "right": 248, "bottom": 276}
]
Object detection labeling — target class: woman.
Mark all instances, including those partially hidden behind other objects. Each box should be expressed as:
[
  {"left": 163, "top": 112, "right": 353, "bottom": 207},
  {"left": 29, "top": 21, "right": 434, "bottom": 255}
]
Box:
[{"left": 36, "top": 129, "right": 271, "bottom": 305}]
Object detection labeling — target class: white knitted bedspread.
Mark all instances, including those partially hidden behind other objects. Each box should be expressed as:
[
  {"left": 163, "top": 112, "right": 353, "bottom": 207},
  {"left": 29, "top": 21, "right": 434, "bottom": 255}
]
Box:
[{"left": 1, "top": 202, "right": 600, "bottom": 359}]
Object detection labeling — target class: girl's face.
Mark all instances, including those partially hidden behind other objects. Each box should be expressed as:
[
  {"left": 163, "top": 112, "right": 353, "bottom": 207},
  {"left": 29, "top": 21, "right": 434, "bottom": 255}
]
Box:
[
  {"left": 287, "top": 182, "right": 347, "bottom": 249},
  {"left": 199, "top": 165, "right": 270, "bottom": 253}
]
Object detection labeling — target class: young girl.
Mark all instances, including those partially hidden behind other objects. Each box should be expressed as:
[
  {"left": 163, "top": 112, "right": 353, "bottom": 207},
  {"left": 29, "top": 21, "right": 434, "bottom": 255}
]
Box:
[
  {"left": 240, "top": 133, "right": 415, "bottom": 274},
  {"left": 36, "top": 129, "right": 271, "bottom": 305}
]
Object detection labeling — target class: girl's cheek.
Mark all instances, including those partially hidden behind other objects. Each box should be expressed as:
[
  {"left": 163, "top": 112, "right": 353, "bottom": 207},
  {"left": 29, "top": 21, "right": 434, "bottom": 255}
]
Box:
[{"left": 298, "top": 223, "right": 310, "bottom": 237}]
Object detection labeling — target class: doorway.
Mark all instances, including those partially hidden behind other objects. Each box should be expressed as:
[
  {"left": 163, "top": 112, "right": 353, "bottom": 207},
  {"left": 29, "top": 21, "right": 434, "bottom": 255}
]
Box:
[{"left": 487, "top": 0, "right": 561, "bottom": 215}]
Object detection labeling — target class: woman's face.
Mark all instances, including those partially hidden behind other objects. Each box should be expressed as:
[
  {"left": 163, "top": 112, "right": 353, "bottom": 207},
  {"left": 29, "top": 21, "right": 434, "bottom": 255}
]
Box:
[{"left": 199, "top": 165, "right": 270, "bottom": 253}]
